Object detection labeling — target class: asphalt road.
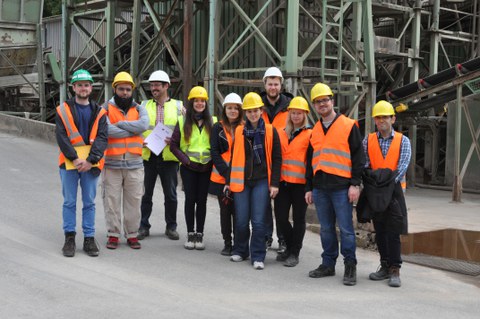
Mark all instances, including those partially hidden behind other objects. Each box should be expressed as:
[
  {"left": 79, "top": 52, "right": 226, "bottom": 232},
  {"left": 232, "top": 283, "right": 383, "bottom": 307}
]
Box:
[{"left": 1, "top": 131, "right": 479, "bottom": 318}]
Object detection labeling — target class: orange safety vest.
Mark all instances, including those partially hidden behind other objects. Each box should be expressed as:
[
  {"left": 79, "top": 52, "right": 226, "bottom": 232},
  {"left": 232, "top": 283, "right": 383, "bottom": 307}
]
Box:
[
  {"left": 210, "top": 122, "right": 233, "bottom": 184},
  {"left": 105, "top": 103, "right": 144, "bottom": 157},
  {"left": 278, "top": 128, "right": 311, "bottom": 184},
  {"left": 230, "top": 124, "right": 274, "bottom": 192},
  {"left": 262, "top": 111, "right": 288, "bottom": 129},
  {"left": 56, "top": 102, "right": 106, "bottom": 169},
  {"left": 368, "top": 131, "right": 407, "bottom": 190},
  {"left": 310, "top": 114, "right": 355, "bottom": 178}
]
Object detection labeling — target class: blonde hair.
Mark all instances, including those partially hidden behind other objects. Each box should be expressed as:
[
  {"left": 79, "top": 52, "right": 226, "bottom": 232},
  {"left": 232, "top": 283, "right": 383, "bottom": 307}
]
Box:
[{"left": 285, "top": 109, "right": 309, "bottom": 137}]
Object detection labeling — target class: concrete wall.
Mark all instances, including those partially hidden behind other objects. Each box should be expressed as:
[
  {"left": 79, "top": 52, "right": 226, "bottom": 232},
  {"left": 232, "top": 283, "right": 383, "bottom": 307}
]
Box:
[{"left": 0, "top": 113, "right": 55, "bottom": 143}]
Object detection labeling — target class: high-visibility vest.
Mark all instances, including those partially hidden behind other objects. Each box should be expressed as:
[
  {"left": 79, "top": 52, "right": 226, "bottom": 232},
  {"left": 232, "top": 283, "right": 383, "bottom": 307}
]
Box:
[
  {"left": 105, "top": 103, "right": 144, "bottom": 157},
  {"left": 310, "top": 114, "right": 355, "bottom": 178},
  {"left": 210, "top": 122, "right": 233, "bottom": 184},
  {"left": 262, "top": 110, "right": 288, "bottom": 129},
  {"left": 142, "top": 98, "right": 182, "bottom": 161},
  {"left": 278, "top": 128, "right": 311, "bottom": 184},
  {"left": 56, "top": 102, "right": 106, "bottom": 170},
  {"left": 368, "top": 131, "right": 407, "bottom": 190},
  {"left": 178, "top": 116, "right": 217, "bottom": 164},
  {"left": 230, "top": 124, "right": 274, "bottom": 192}
]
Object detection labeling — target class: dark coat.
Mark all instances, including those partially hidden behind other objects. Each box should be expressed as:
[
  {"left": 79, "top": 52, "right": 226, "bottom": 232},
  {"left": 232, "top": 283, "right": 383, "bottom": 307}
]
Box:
[{"left": 357, "top": 168, "right": 408, "bottom": 234}]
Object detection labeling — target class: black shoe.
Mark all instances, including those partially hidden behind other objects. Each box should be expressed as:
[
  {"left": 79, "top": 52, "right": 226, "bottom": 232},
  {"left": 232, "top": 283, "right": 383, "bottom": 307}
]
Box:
[
  {"left": 83, "top": 237, "right": 99, "bottom": 257},
  {"left": 284, "top": 254, "right": 299, "bottom": 267},
  {"left": 277, "top": 240, "right": 287, "bottom": 254},
  {"left": 343, "top": 262, "right": 357, "bottom": 286},
  {"left": 137, "top": 228, "right": 149, "bottom": 240},
  {"left": 369, "top": 262, "right": 390, "bottom": 281},
  {"left": 266, "top": 237, "right": 273, "bottom": 250},
  {"left": 221, "top": 241, "right": 232, "bottom": 256},
  {"left": 62, "top": 232, "right": 76, "bottom": 257},
  {"left": 165, "top": 228, "right": 180, "bottom": 240},
  {"left": 276, "top": 250, "right": 290, "bottom": 262},
  {"left": 309, "top": 264, "right": 335, "bottom": 278}
]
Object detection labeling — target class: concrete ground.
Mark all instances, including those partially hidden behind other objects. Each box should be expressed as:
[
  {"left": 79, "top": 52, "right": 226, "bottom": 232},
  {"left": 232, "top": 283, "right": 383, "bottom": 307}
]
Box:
[{"left": 0, "top": 131, "right": 479, "bottom": 318}]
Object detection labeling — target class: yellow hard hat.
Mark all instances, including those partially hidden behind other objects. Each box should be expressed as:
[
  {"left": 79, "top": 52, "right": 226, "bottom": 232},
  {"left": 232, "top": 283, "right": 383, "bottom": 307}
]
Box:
[
  {"left": 310, "top": 83, "right": 334, "bottom": 102},
  {"left": 372, "top": 100, "right": 395, "bottom": 117},
  {"left": 287, "top": 96, "right": 310, "bottom": 113},
  {"left": 112, "top": 71, "right": 135, "bottom": 89},
  {"left": 242, "top": 92, "right": 264, "bottom": 110},
  {"left": 188, "top": 86, "right": 208, "bottom": 101}
]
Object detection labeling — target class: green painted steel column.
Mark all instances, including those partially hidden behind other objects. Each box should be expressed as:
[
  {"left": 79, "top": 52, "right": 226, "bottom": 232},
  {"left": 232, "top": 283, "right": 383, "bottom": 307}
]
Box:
[
  {"left": 105, "top": 0, "right": 116, "bottom": 102},
  {"left": 362, "top": 0, "right": 376, "bottom": 134},
  {"left": 429, "top": 0, "right": 439, "bottom": 75},
  {"left": 285, "top": 0, "right": 299, "bottom": 95},
  {"left": 207, "top": 0, "right": 219, "bottom": 114},
  {"left": 131, "top": 0, "right": 142, "bottom": 99},
  {"left": 60, "top": 0, "right": 71, "bottom": 106},
  {"left": 37, "top": 23, "right": 46, "bottom": 122}
]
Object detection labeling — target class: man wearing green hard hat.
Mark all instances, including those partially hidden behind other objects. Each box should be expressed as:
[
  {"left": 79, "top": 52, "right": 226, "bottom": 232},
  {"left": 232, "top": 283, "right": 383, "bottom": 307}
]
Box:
[{"left": 55, "top": 69, "right": 108, "bottom": 258}]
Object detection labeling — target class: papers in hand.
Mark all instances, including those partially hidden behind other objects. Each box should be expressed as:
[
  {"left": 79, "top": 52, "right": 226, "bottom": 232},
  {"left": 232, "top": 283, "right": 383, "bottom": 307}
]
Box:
[{"left": 144, "top": 123, "right": 173, "bottom": 156}]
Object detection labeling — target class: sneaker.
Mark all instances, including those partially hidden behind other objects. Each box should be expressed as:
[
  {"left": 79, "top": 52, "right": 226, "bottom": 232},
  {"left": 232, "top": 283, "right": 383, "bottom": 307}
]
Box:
[
  {"left": 369, "top": 263, "right": 391, "bottom": 281},
  {"left": 276, "top": 250, "right": 290, "bottom": 262},
  {"left": 221, "top": 241, "right": 232, "bottom": 256},
  {"left": 277, "top": 240, "right": 287, "bottom": 254},
  {"left": 284, "top": 254, "right": 299, "bottom": 267},
  {"left": 230, "top": 255, "right": 244, "bottom": 262},
  {"left": 127, "top": 237, "right": 141, "bottom": 249},
  {"left": 165, "top": 228, "right": 180, "bottom": 240},
  {"left": 106, "top": 236, "right": 119, "bottom": 249},
  {"left": 253, "top": 261, "right": 265, "bottom": 270},
  {"left": 388, "top": 266, "right": 401, "bottom": 288},
  {"left": 83, "top": 237, "right": 99, "bottom": 257},
  {"left": 266, "top": 237, "right": 273, "bottom": 250},
  {"left": 62, "top": 232, "right": 76, "bottom": 257},
  {"left": 194, "top": 233, "right": 205, "bottom": 250},
  {"left": 137, "top": 228, "right": 149, "bottom": 240},
  {"left": 343, "top": 262, "right": 357, "bottom": 286},
  {"left": 184, "top": 232, "right": 196, "bottom": 250},
  {"left": 309, "top": 264, "right": 335, "bottom": 278}
]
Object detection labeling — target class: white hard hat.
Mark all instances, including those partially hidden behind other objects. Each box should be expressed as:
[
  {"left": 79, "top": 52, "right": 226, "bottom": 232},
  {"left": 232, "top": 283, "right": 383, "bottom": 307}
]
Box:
[
  {"left": 263, "top": 67, "right": 283, "bottom": 83},
  {"left": 223, "top": 93, "right": 243, "bottom": 107},
  {"left": 148, "top": 70, "right": 170, "bottom": 84}
]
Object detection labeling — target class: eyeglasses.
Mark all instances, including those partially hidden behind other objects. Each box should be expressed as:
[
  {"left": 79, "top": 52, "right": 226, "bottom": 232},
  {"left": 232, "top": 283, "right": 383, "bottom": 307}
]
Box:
[{"left": 313, "top": 98, "right": 331, "bottom": 105}]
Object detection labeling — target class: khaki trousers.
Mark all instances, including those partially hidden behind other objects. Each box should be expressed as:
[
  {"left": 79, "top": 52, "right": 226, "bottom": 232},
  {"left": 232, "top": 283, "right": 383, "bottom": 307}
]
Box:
[{"left": 102, "top": 167, "right": 144, "bottom": 238}]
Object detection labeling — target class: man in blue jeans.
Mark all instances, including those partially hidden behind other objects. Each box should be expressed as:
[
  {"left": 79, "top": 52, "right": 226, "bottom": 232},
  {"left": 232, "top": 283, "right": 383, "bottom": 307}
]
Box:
[
  {"left": 139, "top": 70, "right": 184, "bottom": 240},
  {"left": 55, "top": 69, "right": 108, "bottom": 257},
  {"left": 305, "top": 83, "right": 365, "bottom": 285}
]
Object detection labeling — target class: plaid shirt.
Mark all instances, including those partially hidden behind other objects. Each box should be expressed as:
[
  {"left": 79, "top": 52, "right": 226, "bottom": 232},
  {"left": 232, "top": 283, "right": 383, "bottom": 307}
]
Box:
[
  {"left": 155, "top": 100, "right": 165, "bottom": 125},
  {"left": 363, "top": 129, "right": 411, "bottom": 183}
]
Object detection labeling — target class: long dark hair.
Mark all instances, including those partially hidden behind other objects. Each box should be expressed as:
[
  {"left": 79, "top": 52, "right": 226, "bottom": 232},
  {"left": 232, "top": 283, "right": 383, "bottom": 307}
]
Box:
[
  {"left": 183, "top": 99, "right": 213, "bottom": 143},
  {"left": 221, "top": 103, "right": 244, "bottom": 134}
]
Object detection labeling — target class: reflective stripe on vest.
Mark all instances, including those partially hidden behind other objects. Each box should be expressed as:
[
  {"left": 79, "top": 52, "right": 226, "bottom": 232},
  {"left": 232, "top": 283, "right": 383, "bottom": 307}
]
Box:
[
  {"left": 278, "top": 128, "right": 311, "bottom": 184},
  {"left": 210, "top": 122, "right": 233, "bottom": 184},
  {"left": 56, "top": 102, "right": 106, "bottom": 169},
  {"left": 230, "top": 124, "right": 274, "bottom": 192},
  {"left": 261, "top": 110, "right": 288, "bottom": 129},
  {"left": 368, "top": 131, "right": 406, "bottom": 190},
  {"left": 178, "top": 116, "right": 216, "bottom": 164},
  {"left": 310, "top": 115, "right": 355, "bottom": 178},
  {"left": 142, "top": 98, "right": 182, "bottom": 161},
  {"left": 105, "top": 103, "right": 144, "bottom": 157}
]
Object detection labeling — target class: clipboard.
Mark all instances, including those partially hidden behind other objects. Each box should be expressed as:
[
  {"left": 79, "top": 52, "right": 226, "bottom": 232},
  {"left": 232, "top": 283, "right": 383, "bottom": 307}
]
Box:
[{"left": 65, "top": 145, "right": 99, "bottom": 170}]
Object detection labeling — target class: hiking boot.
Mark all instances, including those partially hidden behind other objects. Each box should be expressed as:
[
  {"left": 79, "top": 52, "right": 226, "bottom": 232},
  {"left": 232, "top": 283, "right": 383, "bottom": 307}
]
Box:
[
  {"left": 184, "top": 232, "right": 196, "bottom": 250},
  {"left": 62, "top": 232, "right": 76, "bottom": 257},
  {"left": 127, "top": 237, "right": 141, "bottom": 249},
  {"left": 276, "top": 250, "right": 290, "bottom": 262},
  {"left": 106, "top": 236, "right": 119, "bottom": 249},
  {"left": 137, "top": 228, "right": 149, "bottom": 240},
  {"left": 277, "top": 240, "right": 287, "bottom": 254},
  {"left": 165, "top": 228, "right": 180, "bottom": 240},
  {"left": 253, "top": 261, "right": 265, "bottom": 270},
  {"left": 309, "top": 264, "right": 335, "bottom": 278},
  {"left": 284, "top": 254, "right": 299, "bottom": 267},
  {"left": 266, "top": 237, "right": 273, "bottom": 250},
  {"left": 221, "top": 241, "right": 232, "bottom": 256},
  {"left": 388, "top": 266, "right": 401, "bottom": 288},
  {"left": 194, "top": 233, "right": 205, "bottom": 250},
  {"left": 83, "top": 237, "right": 99, "bottom": 257},
  {"left": 369, "top": 262, "right": 390, "bottom": 281},
  {"left": 343, "top": 262, "right": 357, "bottom": 286}
]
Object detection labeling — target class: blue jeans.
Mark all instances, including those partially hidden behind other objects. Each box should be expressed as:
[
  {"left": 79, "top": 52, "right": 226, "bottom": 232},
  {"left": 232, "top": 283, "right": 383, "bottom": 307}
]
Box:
[
  {"left": 140, "top": 155, "right": 179, "bottom": 231},
  {"left": 59, "top": 168, "right": 99, "bottom": 237},
  {"left": 233, "top": 179, "right": 269, "bottom": 263},
  {"left": 313, "top": 188, "right": 356, "bottom": 267}
]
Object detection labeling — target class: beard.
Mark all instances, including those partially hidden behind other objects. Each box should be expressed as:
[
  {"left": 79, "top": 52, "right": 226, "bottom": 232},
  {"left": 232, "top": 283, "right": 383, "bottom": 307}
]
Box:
[{"left": 114, "top": 94, "right": 133, "bottom": 112}]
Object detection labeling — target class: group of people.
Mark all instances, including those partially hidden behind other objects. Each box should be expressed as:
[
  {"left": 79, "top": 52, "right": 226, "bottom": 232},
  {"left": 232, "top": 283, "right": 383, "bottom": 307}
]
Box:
[{"left": 56, "top": 66, "right": 410, "bottom": 288}]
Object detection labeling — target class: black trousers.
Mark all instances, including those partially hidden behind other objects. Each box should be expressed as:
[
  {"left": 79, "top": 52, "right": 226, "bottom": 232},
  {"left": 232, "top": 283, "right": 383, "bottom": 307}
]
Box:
[
  {"left": 217, "top": 194, "right": 235, "bottom": 243},
  {"left": 180, "top": 165, "right": 211, "bottom": 233},
  {"left": 274, "top": 182, "right": 307, "bottom": 256},
  {"left": 373, "top": 219, "right": 402, "bottom": 268}
]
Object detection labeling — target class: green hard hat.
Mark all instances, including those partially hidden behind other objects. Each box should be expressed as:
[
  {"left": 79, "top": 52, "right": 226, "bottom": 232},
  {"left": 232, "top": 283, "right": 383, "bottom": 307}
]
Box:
[{"left": 71, "top": 69, "right": 93, "bottom": 84}]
